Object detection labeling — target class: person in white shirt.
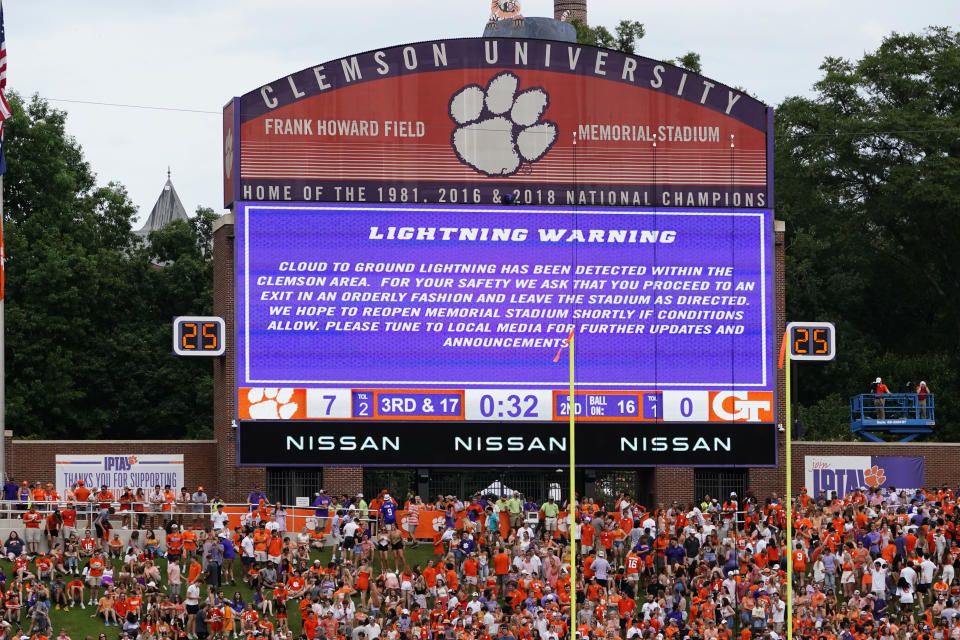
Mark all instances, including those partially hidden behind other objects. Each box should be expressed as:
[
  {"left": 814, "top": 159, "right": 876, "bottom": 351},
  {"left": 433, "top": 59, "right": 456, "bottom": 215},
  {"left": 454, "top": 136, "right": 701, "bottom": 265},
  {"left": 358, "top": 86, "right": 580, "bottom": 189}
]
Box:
[
  {"left": 919, "top": 553, "right": 937, "bottom": 605},
  {"left": 265, "top": 514, "right": 281, "bottom": 534},
  {"left": 240, "top": 533, "right": 255, "bottom": 564},
  {"left": 901, "top": 561, "right": 918, "bottom": 590},
  {"left": 465, "top": 594, "right": 483, "bottom": 615},
  {"left": 871, "top": 560, "right": 888, "bottom": 597},
  {"left": 640, "top": 514, "right": 656, "bottom": 537},
  {"left": 941, "top": 558, "right": 956, "bottom": 587},
  {"left": 770, "top": 593, "right": 785, "bottom": 632},
  {"left": 641, "top": 601, "right": 660, "bottom": 622},
  {"left": 482, "top": 610, "right": 498, "bottom": 635},
  {"left": 210, "top": 505, "right": 229, "bottom": 532}
]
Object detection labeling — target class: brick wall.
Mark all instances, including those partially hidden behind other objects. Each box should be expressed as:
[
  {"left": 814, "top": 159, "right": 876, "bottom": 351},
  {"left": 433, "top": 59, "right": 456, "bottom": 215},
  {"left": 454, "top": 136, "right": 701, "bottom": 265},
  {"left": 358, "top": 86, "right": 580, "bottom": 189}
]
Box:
[
  {"left": 3, "top": 432, "right": 219, "bottom": 494},
  {"left": 654, "top": 468, "right": 694, "bottom": 506},
  {"left": 747, "top": 222, "right": 787, "bottom": 500},
  {"left": 213, "top": 214, "right": 266, "bottom": 502},
  {"left": 554, "top": 1, "right": 587, "bottom": 22},
  {"left": 324, "top": 467, "right": 363, "bottom": 497}
]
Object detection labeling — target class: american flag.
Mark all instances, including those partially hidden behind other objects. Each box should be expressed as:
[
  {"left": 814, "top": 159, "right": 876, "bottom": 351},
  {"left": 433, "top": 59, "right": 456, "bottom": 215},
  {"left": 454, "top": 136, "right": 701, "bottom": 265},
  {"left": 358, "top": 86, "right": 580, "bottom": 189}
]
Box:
[{"left": 0, "top": 0, "right": 8, "bottom": 176}]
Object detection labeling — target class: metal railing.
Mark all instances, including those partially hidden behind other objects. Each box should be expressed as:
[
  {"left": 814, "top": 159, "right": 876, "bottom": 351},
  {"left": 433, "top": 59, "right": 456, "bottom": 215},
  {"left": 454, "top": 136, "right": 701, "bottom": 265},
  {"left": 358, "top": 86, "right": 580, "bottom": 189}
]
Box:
[{"left": 850, "top": 392, "right": 935, "bottom": 423}]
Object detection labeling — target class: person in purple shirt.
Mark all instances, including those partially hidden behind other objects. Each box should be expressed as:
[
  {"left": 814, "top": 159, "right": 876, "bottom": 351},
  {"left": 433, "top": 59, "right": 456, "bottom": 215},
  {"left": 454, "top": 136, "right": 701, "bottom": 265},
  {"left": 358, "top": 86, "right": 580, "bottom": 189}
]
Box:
[
  {"left": 864, "top": 527, "right": 882, "bottom": 556},
  {"left": 247, "top": 487, "right": 267, "bottom": 512},
  {"left": 665, "top": 538, "right": 686, "bottom": 567},
  {"left": 380, "top": 495, "right": 398, "bottom": 528},
  {"left": 3, "top": 479, "right": 17, "bottom": 503},
  {"left": 312, "top": 490, "right": 332, "bottom": 530}
]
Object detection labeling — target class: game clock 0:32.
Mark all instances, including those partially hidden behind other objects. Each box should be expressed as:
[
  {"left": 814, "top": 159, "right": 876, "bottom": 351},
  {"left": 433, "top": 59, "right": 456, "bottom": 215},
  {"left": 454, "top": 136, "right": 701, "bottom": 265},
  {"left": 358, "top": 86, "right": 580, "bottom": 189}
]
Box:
[
  {"left": 786, "top": 321, "right": 835, "bottom": 361},
  {"left": 173, "top": 316, "right": 226, "bottom": 356}
]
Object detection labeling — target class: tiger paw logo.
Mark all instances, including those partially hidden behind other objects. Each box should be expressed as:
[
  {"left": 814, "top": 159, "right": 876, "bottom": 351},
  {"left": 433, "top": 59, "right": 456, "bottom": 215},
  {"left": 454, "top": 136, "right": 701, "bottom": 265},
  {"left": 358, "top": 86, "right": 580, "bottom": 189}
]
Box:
[
  {"left": 127, "top": 456, "right": 139, "bottom": 466},
  {"left": 432, "top": 515, "right": 446, "bottom": 532},
  {"left": 864, "top": 465, "right": 886, "bottom": 488},
  {"left": 241, "top": 388, "right": 304, "bottom": 420},
  {"left": 224, "top": 128, "right": 234, "bottom": 179},
  {"left": 449, "top": 71, "right": 558, "bottom": 177}
]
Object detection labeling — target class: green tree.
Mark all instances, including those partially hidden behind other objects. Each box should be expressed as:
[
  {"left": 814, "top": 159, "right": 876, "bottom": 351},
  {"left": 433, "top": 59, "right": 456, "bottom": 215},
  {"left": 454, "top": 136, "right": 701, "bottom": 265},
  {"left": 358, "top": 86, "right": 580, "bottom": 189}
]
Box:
[
  {"left": 571, "top": 18, "right": 701, "bottom": 73},
  {"left": 2, "top": 93, "right": 215, "bottom": 439},
  {"left": 776, "top": 27, "right": 960, "bottom": 440}
]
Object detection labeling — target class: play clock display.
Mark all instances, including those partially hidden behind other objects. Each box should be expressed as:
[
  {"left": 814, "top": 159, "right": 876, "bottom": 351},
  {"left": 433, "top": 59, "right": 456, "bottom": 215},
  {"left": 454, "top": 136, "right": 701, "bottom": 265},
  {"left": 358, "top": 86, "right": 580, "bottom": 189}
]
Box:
[
  {"left": 786, "top": 321, "right": 835, "bottom": 361},
  {"left": 173, "top": 316, "right": 226, "bottom": 356}
]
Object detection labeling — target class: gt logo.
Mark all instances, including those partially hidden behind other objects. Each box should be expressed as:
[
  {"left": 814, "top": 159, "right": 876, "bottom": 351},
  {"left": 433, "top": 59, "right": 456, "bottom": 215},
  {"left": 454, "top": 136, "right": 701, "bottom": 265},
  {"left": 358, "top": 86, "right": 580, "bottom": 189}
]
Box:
[{"left": 710, "top": 391, "right": 773, "bottom": 422}]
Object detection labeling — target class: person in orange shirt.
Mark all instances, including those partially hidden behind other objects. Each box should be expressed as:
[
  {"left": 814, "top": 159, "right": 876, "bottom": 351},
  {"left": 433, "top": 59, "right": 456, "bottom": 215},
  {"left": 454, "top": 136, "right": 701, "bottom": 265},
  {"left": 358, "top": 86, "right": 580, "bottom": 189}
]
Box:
[
  {"left": 162, "top": 485, "right": 176, "bottom": 517},
  {"left": 73, "top": 481, "right": 91, "bottom": 512},
  {"left": 267, "top": 531, "right": 284, "bottom": 565},
  {"left": 493, "top": 548, "right": 511, "bottom": 593},
  {"left": 86, "top": 552, "right": 106, "bottom": 605},
  {"left": 95, "top": 485, "right": 114, "bottom": 511},
  {"left": 444, "top": 564, "right": 458, "bottom": 592},
  {"left": 22, "top": 506, "right": 43, "bottom": 555},
  {"left": 166, "top": 525, "right": 183, "bottom": 564},
  {"left": 31, "top": 485, "right": 48, "bottom": 512},
  {"left": 182, "top": 528, "right": 198, "bottom": 560},
  {"left": 186, "top": 557, "right": 203, "bottom": 585},
  {"left": 793, "top": 543, "right": 808, "bottom": 587},
  {"left": 462, "top": 553, "right": 479, "bottom": 588},
  {"left": 580, "top": 520, "right": 596, "bottom": 555},
  {"left": 253, "top": 524, "right": 270, "bottom": 564},
  {"left": 240, "top": 602, "right": 260, "bottom": 635}
]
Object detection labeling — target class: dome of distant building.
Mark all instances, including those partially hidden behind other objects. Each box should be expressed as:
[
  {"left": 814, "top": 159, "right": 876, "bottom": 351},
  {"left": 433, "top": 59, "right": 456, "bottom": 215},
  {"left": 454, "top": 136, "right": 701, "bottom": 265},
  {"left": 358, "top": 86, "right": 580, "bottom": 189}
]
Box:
[{"left": 136, "top": 168, "right": 189, "bottom": 236}]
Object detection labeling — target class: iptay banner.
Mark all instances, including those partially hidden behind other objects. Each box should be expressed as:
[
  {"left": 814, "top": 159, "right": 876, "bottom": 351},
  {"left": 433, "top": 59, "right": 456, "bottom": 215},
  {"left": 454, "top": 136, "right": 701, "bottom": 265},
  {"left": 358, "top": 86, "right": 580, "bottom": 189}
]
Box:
[
  {"left": 55, "top": 454, "right": 184, "bottom": 497},
  {"left": 804, "top": 455, "right": 925, "bottom": 497},
  {"left": 225, "top": 38, "right": 771, "bottom": 208}
]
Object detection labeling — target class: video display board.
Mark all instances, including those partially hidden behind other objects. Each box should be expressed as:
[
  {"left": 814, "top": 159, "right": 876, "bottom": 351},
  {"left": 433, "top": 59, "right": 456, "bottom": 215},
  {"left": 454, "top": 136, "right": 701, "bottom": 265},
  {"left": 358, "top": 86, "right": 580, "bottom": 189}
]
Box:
[
  {"left": 224, "top": 38, "right": 771, "bottom": 209},
  {"left": 235, "top": 203, "right": 774, "bottom": 431}
]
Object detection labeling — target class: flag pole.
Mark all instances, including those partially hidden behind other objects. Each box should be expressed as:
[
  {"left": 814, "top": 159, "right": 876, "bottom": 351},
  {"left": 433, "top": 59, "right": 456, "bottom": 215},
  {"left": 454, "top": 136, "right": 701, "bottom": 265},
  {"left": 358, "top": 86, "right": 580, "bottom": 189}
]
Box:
[
  {"left": 779, "top": 331, "right": 792, "bottom": 640},
  {"left": 0, "top": 171, "right": 5, "bottom": 483}
]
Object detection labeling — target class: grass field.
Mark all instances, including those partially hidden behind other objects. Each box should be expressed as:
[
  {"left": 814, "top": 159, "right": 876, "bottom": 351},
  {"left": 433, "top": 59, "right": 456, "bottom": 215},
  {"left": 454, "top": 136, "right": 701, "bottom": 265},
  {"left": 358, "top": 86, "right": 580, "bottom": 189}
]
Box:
[{"left": 8, "top": 542, "right": 442, "bottom": 639}]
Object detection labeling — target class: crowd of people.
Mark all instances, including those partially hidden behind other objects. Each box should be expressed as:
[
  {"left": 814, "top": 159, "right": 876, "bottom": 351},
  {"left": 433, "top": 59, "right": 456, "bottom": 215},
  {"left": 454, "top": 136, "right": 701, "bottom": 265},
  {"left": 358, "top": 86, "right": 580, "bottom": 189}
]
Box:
[{"left": 0, "top": 482, "right": 958, "bottom": 640}]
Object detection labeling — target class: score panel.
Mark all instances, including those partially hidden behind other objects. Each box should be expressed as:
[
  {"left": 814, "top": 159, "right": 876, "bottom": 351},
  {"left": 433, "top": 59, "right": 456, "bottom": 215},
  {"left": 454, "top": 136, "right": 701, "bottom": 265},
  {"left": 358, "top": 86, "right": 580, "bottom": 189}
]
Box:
[
  {"left": 235, "top": 203, "right": 777, "bottom": 425},
  {"left": 237, "top": 387, "right": 773, "bottom": 423}
]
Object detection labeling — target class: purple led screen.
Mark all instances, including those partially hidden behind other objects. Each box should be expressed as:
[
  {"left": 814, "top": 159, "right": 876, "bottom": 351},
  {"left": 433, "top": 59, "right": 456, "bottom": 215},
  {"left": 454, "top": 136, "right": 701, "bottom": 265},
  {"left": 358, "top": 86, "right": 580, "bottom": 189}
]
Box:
[{"left": 236, "top": 203, "right": 774, "bottom": 391}]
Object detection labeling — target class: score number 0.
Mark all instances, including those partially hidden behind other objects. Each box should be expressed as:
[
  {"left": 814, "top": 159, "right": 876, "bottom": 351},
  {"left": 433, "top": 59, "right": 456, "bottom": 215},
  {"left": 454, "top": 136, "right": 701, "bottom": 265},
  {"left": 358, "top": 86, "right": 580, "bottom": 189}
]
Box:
[{"left": 786, "top": 321, "right": 835, "bottom": 361}]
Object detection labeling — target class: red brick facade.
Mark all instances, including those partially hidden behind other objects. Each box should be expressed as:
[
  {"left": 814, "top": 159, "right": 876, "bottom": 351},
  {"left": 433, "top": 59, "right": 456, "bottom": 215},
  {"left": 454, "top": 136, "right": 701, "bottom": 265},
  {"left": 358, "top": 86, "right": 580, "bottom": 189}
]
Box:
[
  {"left": 324, "top": 467, "right": 364, "bottom": 497},
  {"left": 3, "top": 432, "right": 219, "bottom": 494},
  {"left": 212, "top": 214, "right": 267, "bottom": 500},
  {"left": 554, "top": 1, "right": 587, "bottom": 23}
]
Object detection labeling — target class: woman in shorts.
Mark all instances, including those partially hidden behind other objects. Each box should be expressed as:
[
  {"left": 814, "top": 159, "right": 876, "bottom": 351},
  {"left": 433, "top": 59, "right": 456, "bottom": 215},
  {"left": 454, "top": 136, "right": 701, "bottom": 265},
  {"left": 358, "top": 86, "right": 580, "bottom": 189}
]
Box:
[
  {"left": 389, "top": 527, "right": 406, "bottom": 572},
  {"left": 377, "top": 533, "right": 391, "bottom": 570}
]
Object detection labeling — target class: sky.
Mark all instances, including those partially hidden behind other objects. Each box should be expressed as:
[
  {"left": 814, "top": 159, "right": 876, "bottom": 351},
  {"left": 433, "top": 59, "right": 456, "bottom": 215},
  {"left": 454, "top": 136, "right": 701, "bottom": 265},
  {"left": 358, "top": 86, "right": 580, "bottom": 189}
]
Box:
[{"left": 7, "top": 0, "right": 957, "bottom": 226}]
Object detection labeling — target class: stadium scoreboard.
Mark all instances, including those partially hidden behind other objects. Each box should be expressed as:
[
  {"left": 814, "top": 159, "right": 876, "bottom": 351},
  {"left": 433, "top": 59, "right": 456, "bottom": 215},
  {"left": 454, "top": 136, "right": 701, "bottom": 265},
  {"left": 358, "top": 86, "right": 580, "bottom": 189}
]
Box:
[
  {"left": 233, "top": 203, "right": 778, "bottom": 465},
  {"left": 223, "top": 37, "right": 779, "bottom": 466}
]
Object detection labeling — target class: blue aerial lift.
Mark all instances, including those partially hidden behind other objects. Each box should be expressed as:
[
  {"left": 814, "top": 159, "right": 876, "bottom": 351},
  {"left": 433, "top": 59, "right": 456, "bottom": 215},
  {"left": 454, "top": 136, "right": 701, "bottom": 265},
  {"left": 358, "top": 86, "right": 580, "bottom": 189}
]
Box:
[{"left": 850, "top": 393, "right": 935, "bottom": 442}]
